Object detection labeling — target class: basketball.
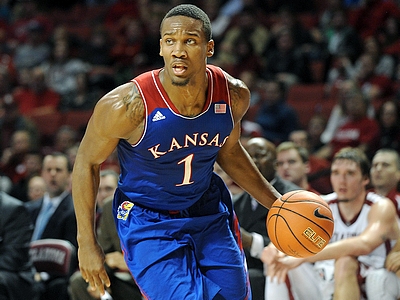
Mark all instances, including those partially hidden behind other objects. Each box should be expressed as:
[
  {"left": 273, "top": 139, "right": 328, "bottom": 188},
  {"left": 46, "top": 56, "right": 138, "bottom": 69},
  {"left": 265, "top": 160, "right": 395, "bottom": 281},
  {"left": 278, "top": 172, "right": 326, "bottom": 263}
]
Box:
[{"left": 266, "top": 190, "right": 334, "bottom": 258}]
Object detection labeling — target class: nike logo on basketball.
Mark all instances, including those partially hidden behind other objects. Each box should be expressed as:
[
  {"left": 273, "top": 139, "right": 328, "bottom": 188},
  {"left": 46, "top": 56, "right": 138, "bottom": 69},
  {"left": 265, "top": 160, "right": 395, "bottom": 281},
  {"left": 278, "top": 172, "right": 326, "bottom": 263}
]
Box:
[
  {"left": 313, "top": 208, "right": 331, "bottom": 220},
  {"left": 152, "top": 111, "right": 166, "bottom": 122}
]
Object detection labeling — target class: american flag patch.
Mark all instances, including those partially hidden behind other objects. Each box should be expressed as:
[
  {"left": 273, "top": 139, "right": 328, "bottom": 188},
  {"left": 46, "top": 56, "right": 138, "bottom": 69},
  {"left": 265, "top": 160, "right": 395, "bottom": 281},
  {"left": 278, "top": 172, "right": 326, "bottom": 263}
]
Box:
[{"left": 215, "top": 103, "right": 226, "bottom": 114}]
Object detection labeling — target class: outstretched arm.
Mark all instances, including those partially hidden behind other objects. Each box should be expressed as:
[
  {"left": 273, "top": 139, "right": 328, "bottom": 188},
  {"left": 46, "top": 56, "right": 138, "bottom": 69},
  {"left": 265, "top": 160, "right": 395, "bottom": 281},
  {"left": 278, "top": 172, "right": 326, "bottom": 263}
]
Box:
[{"left": 72, "top": 81, "right": 145, "bottom": 294}]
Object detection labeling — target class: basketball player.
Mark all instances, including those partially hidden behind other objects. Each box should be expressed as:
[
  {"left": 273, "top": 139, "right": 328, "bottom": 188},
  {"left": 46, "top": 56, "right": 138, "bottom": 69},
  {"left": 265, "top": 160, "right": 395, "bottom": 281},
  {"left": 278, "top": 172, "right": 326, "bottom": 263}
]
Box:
[
  {"left": 261, "top": 147, "right": 400, "bottom": 300},
  {"left": 72, "top": 4, "right": 281, "bottom": 300}
]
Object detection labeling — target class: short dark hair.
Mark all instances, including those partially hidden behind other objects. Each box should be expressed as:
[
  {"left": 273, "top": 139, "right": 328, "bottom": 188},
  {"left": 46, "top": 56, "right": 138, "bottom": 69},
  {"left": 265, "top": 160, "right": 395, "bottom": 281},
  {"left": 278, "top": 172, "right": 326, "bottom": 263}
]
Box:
[{"left": 161, "top": 4, "right": 212, "bottom": 41}]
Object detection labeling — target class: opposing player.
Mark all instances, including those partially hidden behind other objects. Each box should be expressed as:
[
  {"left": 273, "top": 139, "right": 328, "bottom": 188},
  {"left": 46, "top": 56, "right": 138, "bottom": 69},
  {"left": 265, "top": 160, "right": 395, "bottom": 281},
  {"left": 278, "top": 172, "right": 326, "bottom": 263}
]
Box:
[
  {"left": 72, "top": 4, "right": 280, "bottom": 300},
  {"left": 261, "top": 147, "right": 400, "bottom": 300}
]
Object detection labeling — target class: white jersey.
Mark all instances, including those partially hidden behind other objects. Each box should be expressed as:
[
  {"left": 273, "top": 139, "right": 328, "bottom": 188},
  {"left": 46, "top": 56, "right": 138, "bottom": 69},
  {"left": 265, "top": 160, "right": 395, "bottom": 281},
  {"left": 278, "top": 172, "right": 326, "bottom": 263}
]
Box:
[
  {"left": 321, "top": 191, "right": 393, "bottom": 270},
  {"left": 266, "top": 192, "right": 396, "bottom": 300}
]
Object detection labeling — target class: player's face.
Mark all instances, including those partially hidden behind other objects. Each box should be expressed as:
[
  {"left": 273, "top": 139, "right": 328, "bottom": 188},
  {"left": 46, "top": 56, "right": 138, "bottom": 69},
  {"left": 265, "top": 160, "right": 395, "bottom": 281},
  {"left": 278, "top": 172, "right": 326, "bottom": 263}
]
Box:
[
  {"left": 370, "top": 152, "right": 400, "bottom": 191},
  {"left": 159, "top": 16, "right": 214, "bottom": 86},
  {"left": 276, "top": 149, "right": 309, "bottom": 186},
  {"left": 330, "top": 159, "right": 369, "bottom": 202}
]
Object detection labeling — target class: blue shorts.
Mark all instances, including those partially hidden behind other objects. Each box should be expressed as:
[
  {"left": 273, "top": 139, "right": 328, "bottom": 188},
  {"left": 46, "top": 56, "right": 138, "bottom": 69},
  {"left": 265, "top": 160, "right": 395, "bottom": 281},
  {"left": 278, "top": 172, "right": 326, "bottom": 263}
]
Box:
[{"left": 113, "top": 175, "right": 251, "bottom": 300}]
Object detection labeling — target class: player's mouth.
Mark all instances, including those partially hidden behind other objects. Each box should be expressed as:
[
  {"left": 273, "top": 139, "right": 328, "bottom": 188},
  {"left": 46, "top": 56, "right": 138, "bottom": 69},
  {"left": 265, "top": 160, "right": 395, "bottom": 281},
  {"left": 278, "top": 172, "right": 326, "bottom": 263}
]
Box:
[{"left": 172, "top": 64, "right": 187, "bottom": 76}]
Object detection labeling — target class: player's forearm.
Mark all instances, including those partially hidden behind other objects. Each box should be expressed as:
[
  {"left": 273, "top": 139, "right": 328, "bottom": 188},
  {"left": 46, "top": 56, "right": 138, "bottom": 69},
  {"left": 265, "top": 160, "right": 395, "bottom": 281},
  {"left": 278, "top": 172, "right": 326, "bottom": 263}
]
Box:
[{"left": 72, "top": 161, "right": 100, "bottom": 245}]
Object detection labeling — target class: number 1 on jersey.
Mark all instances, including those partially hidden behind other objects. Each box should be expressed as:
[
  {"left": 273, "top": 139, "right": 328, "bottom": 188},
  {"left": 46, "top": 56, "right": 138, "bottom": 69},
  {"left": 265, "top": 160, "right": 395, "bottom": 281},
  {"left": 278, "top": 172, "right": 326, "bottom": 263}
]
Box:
[{"left": 176, "top": 154, "right": 194, "bottom": 186}]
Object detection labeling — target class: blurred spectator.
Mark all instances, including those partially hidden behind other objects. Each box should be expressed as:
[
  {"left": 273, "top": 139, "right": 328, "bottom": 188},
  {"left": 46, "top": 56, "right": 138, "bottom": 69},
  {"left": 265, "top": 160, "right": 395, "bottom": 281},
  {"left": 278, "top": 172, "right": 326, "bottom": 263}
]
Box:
[
  {"left": 27, "top": 175, "right": 46, "bottom": 202},
  {"left": 13, "top": 66, "right": 61, "bottom": 116},
  {"left": 213, "top": 5, "right": 269, "bottom": 76},
  {"left": 318, "top": 0, "right": 344, "bottom": 35},
  {"left": 316, "top": 90, "right": 380, "bottom": 160},
  {"left": 0, "top": 192, "right": 39, "bottom": 300},
  {"left": 371, "top": 100, "right": 400, "bottom": 153},
  {"left": 348, "top": 0, "right": 400, "bottom": 40},
  {"left": 352, "top": 53, "right": 394, "bottom": 101},
  {"left": 324, "top": 8, "right": 363, "bottom": 63},
  {"left": 52, "top": 126, "right": 78, "bottom": 154},
  {"left": 289, "top": 129, "right": 332, "bottom": 194},
  {"left": 41, "top": 40, "right": 90, "bottom": 99},
  {"left": 306, "top": 115, "right": 327, "bottom": 153},
  {"left": 368, "top": 148, "right": 400, "bottom": 212},
  {"left": 0, "top": 94, "right": 38, "bottom": 158},
  {"left": 266, "top": 6, "right": 320, "bottom": 60},
  {"left": 262, "top": 28, "right": 312, "bottom": 86},
  {"left": 26, "top": 152, "right": 77, "bottom": 300},
  {"left": 275, "top": 141, "right": 321, "bottom": 194},
  {"left": 13, "top": 20, "right": 51, "bottom": 71},
  {"left": 246, "top": 78, "right": 300, "bottom": 144},
  {"left": 0, "top": 129, "right": 37, "bottom": 184},
  {"left": 378, "top": 16, "right": 400, "bottom": 56},
  {"left": 9, "top": 150, "right": 43, "bottom": 202},
  {"left": 321, "top": 80, "right": 375, "bottom": 144},
  {"left": 353, "top": 36, "right": 396, "bottom": 80},
  {"left": 59, "top": 71, "right": 100, "bottom": 111}
]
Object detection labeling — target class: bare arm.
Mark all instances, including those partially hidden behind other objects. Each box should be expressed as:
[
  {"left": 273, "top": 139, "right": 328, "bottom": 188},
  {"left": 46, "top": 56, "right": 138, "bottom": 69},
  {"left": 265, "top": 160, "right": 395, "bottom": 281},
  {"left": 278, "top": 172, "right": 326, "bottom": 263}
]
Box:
[
  {"left": 216, "top": 73, "right": 280, "bottom": 210},
  {"left": 306, "top": 198, "right": 400, "bottom": 263},
  {"left": 263, "top": 198, "right": 400, "bottom": 282},
  {"left": 72, "top": 81, "right": 145, "bottom": 293}
]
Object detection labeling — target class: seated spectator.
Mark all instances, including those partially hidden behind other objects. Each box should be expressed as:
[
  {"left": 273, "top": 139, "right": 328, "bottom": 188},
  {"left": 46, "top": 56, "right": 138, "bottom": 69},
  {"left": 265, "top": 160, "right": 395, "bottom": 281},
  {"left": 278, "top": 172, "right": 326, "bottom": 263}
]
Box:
[
  {"left": 368, "top": 148, "right": 400, "bottom": 215},
  {"left": 0, "top": 191, "right": 39, "bottom": 300},
  {"left": 288, "top": 131, "right": 332, "bottom": 194},
  {"left": 26, "top": 152, "right": 78, "bottom": 300},
  {"left": 0, "top": 129, "right": 38, "bottom": 184},
  {"left": 348, "top": 0, "right": 400, "bottom": 40},
  {"left": 262, "top": 28, "right": 312, "bottom": 87},
  {"left": 353, "top": 35, "right": 396, "bottom": 79},
  {"left": 9, "top": 150, "right": 43, "bottom": 202},
  {"left": 213, "top": 5, "right": 268, "bottom": 77},
  {"left": 378, "top": 16, "right": 400, "bottom": 56},
  {"left": 13, "top": 66, "right": 61, "bottom": 116},
  {"left": 246, "top": 78, "right": 300, "bottom": 145},
  {"left": 41, "top": 40, "right": 90, "bottom": 99},
  {"left": 275, "top": 141, "right": 320, "bottom": 194},
  {"left": 59, "top": 71, "right": 100, "bottom": 112},
  {"left": 321, "top": 80, "right": 375, "bottom": 144},
  {"left": 316, "top": 90, "right": 380, "bottom": 160},
  {"left": 27, "top": 175, "right": 46, "bottom": 202},
  {"left": 233, "top": 137, "right": 300, "bottom": 300},
  {"left": 12, "top": 20, "right": 51, "bottom": 71},
  {"left": 0, "top": 96, "right": 39, "bottom": 160},
  {"left": 371, "top": 100, "right": 400, "bottom": 153},
  {"left": 323, "top": 8, "right": 363, "bottom": 63},
  {"left": 262, "top": 147, "right": 400, "bottom": 300}
]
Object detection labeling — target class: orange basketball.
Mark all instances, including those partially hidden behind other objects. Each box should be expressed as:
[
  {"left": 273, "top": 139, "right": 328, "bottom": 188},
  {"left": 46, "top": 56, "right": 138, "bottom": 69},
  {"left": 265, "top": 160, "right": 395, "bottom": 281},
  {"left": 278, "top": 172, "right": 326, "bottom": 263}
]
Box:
[{"left": 266, "top": 190, "right": 334, "bottom": 258}]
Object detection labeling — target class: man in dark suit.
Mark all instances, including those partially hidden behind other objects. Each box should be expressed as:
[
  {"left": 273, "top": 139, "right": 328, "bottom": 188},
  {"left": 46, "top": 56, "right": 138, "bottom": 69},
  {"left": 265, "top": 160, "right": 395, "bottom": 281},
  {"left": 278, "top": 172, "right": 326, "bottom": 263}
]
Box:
[
  {"left": 0, "top": 191, "right": 38, "bottom": 300},
  {"left": 26, "top": 152, "right": 77, "bottom": 300},
  {"left": 233, "top": 137, "right": 300, "bottom": 300}
]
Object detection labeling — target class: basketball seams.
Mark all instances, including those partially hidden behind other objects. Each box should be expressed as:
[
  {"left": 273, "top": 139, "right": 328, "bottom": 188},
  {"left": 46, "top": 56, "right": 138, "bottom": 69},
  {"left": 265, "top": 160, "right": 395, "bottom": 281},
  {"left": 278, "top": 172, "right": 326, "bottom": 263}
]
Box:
[
  {"left": 269, "top": 214, "right": 316, "bottom": 256},
  {"left": 268, "top": 207, "right": 333, "bottom": 238}
]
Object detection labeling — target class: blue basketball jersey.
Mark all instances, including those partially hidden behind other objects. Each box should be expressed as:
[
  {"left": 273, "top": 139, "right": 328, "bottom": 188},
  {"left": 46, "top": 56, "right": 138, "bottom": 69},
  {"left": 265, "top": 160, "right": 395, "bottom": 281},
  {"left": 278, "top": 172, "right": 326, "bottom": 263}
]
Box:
[{"left": 117, "top": 65, "right": 234, "bottom": 210}]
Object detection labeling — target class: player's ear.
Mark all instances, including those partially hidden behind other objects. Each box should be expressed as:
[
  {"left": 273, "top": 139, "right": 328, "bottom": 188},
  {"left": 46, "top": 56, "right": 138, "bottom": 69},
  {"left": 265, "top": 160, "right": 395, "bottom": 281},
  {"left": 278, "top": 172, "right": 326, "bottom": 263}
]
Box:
[
  {"left": 159, "top": 39, "right": 163, "bottom": 56},
  {"left": 207, "top": 40, "right": 214, "bottom": 57}
]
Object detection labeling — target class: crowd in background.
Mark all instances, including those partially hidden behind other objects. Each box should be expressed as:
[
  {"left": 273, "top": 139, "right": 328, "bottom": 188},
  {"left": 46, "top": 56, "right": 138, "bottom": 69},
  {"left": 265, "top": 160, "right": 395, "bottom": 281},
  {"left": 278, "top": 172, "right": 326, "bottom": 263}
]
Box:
[{"left": 1, "top": 0, "right": 400, "bottom": 299}]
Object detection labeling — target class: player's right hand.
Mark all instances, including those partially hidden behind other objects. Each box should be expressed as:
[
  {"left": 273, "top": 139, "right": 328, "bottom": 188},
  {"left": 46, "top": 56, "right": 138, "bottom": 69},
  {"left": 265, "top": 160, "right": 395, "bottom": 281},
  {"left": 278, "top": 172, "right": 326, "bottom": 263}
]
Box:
[{"left": 78, "top": 242, "right": 111, "bottom": 295}]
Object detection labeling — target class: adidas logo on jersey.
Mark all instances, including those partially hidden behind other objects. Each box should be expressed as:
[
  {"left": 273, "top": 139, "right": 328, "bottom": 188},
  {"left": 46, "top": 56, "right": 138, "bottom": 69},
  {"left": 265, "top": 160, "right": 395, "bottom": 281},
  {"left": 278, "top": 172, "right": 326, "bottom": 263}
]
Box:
[{"left": 152, "top": 111, "right": 166, "bottom": 122}]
